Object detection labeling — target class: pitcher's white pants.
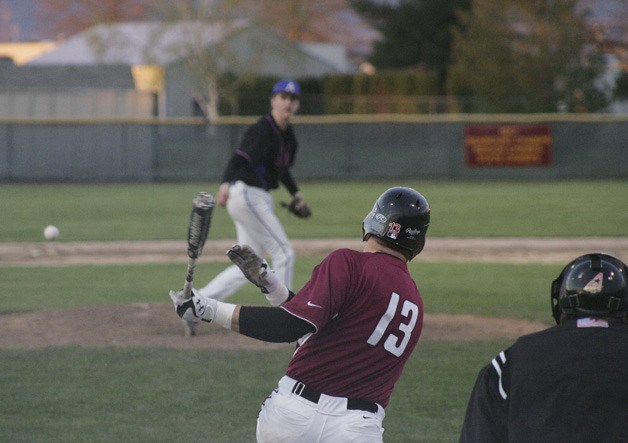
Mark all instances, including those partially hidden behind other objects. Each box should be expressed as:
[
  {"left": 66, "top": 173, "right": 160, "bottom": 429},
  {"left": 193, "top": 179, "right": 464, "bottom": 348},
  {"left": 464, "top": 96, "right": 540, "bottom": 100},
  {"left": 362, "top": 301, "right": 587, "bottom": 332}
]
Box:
[
  {"left": 256, "top": 376, "right": 385, "bottom": 443},
  {"left": 198, "top": 181, "right": 295, "bottom": 301}
]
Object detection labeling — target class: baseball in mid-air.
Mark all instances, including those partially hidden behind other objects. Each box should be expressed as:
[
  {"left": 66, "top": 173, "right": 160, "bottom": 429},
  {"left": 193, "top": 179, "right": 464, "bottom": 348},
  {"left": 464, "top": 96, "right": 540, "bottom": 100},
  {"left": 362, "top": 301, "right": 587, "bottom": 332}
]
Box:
[{"left": 43, "top": 225, "right": 60, "bottom": 241}]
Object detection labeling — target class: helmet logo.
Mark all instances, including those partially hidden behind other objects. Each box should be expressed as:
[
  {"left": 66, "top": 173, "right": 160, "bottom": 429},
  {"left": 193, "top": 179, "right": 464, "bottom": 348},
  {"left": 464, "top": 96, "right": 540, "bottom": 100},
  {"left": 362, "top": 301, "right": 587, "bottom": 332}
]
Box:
[
  {"left": 386, "top": 222, "right": 401, "bottom": 239},
  {"left": 405, "top": 228, "right": 421, "bottom": 239},
  {"left": 583, "top": 272, "right": 603, "bottom": 293},
  {"left": 375, "top": 213, "right": 387, "bottom": 223},
  {"left": 577, "top": 317, "right": 609, "bottom": 328}
]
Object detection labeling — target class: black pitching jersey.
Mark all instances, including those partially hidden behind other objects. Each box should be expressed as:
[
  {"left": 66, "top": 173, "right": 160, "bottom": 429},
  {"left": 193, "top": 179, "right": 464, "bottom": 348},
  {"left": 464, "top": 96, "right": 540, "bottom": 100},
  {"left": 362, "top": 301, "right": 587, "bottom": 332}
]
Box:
[
  {"left": 459, "top": 319, "right": 628, "bottom": 443},
  {"left": 222, "top": 114, "right": 299, "bottom": 193}
]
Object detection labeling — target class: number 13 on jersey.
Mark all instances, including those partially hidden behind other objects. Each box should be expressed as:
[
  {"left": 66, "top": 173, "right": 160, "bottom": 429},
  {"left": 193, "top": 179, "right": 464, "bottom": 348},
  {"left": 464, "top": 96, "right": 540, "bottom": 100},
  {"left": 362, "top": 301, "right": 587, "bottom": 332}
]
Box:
[{"left": 367, "top": 292, "right": 420, "bottom": 357}]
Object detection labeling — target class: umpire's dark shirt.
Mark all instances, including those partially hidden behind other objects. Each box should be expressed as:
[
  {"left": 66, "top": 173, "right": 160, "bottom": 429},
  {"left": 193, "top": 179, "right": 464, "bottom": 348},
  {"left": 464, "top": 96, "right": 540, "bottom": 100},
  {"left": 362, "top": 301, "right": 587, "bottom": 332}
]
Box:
[{"left": 459, "top": 319, "right": 628, "bottom": 443}]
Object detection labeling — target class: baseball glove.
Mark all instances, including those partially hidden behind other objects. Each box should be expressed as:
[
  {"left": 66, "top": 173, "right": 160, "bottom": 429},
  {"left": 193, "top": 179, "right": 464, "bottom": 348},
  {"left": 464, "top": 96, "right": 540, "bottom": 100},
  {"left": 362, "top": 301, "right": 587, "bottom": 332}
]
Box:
[{"left": 281, "top": 197, "right": 312, "bottom": 218}]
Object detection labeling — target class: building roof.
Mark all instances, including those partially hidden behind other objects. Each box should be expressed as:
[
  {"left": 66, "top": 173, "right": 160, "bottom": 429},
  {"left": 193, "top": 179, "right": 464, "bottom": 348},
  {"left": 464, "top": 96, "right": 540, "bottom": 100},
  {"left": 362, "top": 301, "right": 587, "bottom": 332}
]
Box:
[
  {"left": 25, "top": 19, "right": 355, "bottom": 75},
  {"left": 28, "top": 20, "right": 250, "bottom": 66},
  {"left": 298, "top": 42, "right": 354, "bottom": 72}
]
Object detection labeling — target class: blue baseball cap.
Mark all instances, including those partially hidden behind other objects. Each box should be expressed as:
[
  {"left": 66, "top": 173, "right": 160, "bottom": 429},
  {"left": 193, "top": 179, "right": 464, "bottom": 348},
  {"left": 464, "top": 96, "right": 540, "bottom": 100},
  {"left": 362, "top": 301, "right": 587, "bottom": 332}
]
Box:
[{"left": 271, "top": 79, "right": 301, "bottom": 96}]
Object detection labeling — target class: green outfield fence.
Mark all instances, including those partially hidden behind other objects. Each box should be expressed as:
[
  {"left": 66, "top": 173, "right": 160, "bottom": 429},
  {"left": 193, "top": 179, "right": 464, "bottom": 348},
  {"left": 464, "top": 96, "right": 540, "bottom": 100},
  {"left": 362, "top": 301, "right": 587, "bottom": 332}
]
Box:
[{"left": 0, "top": 114, "right": 626, "bottom": 182}]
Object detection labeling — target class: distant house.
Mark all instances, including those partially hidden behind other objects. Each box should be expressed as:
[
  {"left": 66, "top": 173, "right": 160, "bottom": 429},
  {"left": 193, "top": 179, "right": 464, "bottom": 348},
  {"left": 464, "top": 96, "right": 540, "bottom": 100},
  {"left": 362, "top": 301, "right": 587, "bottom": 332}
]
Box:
[
  {"left": 0, "top": 57, "right": 154, "bottom": 118},
  {"left": 21, "top": 19, "right": 354, "bottom": 117}
]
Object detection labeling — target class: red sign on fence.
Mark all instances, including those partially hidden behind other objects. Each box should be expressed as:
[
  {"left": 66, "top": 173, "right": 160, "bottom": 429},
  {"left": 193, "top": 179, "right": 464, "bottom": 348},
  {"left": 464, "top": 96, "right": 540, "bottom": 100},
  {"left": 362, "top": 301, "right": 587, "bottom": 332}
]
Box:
[{"left": 464, "top": 124, "right": 553, "bottom": 167}]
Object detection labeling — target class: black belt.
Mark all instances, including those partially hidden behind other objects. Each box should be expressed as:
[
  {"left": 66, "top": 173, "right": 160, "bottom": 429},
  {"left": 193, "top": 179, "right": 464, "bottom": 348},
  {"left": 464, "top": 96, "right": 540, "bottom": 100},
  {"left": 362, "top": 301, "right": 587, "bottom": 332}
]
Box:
[{"left": 291, "top": 381, "right": 378, "bottom": 414}]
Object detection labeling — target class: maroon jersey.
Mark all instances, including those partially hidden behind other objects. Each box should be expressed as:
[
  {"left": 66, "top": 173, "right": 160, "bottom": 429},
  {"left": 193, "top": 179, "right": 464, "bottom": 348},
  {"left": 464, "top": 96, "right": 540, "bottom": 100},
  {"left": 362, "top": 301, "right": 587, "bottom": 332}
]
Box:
[{"left": 282, "top": 248, "right": 424, "bottom": 407}]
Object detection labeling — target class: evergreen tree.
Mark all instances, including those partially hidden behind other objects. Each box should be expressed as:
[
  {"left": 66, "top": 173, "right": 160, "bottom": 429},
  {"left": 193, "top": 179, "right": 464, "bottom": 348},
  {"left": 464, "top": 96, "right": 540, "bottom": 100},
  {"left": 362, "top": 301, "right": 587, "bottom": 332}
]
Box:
[
  {"left": 447, "top": 0, "right": 610, "bottom": 112},
  {"left": 350, "top": 0, "right": 471, "bottom": 93}
]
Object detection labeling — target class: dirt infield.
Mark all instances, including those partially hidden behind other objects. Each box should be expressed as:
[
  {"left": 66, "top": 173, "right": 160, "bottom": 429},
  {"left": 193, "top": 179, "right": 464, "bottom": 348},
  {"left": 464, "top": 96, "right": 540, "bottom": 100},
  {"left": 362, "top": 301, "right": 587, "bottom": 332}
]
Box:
[
  {"left": 2, "top": 237, "right": 628, "bottom": 266},
  {"left": 1, "top": 237, "right": 626, "bottom": 349},
  {"left": 0, "top": 303, "right": 548, "bottom": 349}
]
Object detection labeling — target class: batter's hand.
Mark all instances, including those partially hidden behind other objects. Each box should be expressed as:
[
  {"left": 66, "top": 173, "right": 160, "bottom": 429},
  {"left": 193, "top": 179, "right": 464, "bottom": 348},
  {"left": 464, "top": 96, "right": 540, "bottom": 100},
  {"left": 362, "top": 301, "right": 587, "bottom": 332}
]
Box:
[
  {"left": 169, "top": 288, "right": 217, "bottom": 323},
  {"left": 226, "top": 245, "right": 270, "bottom": 291},
  {"left": 226, "top": 244, "right": 289, "bottom": 306}
]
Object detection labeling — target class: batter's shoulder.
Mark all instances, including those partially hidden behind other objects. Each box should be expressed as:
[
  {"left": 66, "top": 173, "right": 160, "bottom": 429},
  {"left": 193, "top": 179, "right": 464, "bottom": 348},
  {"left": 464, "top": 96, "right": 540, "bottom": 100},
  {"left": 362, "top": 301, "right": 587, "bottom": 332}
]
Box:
[
  {"left": 323, "top": 248, "right": 360, "bottom": 262},
  {"left": 327, "top": 248, "right": 363, "bottom": 259},
  {"left": 319, "top": 248, "right": 364, "bottom": 269},
  {"left": 327, "top": 249, "right": 408, "bottom": 273}
]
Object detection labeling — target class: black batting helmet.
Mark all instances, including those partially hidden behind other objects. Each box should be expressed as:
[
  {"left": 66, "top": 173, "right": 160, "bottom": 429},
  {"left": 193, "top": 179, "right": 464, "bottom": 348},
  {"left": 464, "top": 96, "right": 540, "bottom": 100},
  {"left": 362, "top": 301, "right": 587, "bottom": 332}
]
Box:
[
  {"left": 551, "top": 253, "right": 628, "bottom": 324},
  {"left": 362, "top": 187, "right": 430, "bottom": 261}
]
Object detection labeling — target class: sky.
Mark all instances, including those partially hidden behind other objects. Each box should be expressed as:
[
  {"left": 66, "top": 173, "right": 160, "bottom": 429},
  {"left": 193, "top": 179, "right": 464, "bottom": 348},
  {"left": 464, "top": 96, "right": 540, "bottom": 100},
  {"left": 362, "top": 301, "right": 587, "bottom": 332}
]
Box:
[{"left": 1, "top": 0, "right": 42, "bottom": 41}]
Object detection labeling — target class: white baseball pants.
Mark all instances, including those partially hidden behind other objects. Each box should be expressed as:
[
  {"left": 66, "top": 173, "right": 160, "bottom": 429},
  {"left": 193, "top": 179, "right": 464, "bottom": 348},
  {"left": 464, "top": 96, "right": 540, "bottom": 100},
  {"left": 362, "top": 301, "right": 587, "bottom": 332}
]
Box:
[
  {"left": 256, "top": 376, "right": 385, "bottom": 443},
  {"left": 198, "top": 181, "right": 295, "bottom": 301}
]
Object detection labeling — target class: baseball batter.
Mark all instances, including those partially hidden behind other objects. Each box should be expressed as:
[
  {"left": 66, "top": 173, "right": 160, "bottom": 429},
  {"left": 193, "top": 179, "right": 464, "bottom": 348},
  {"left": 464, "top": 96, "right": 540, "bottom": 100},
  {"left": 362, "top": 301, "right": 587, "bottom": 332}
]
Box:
[
  {"left": 188, "top": 79, "right": 310, "bottom": 335},
  {"left": 459, "top": 253, "right": 628, "bottom": 442},
  {"left": 170, "top": 187, "right": 431, "bottom": 442}
]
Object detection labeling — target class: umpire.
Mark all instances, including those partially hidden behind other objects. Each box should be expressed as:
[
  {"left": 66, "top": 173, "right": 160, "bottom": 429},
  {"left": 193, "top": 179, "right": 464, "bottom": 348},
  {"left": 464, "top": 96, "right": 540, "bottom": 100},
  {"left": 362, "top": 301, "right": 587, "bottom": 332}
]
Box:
[{"left": 459, "top": 253, "right": 628, "bottom": 442}]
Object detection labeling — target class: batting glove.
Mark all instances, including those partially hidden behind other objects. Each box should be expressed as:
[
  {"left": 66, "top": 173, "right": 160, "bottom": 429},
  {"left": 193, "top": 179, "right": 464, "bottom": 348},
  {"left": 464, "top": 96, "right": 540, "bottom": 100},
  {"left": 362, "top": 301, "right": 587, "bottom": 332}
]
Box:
[
  {"left": 169, "top": 288, "right": 217, "bottom": 323},
  {"left": 226, "top": 244, "right": 289, "bottom": 306}
]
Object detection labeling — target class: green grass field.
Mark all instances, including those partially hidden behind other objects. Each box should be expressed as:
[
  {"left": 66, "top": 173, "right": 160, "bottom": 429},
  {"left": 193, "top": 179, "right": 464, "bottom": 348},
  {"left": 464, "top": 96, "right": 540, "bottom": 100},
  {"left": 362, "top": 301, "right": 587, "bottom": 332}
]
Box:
[
  {"left": 0, "top": 341, "right": 510, "bottom": 442},
  {"left": 0, "top": 180, "right": 626, "bottom": 442},
  {"left": 1, "top": 180, "right": 627, "bottom": 241}
]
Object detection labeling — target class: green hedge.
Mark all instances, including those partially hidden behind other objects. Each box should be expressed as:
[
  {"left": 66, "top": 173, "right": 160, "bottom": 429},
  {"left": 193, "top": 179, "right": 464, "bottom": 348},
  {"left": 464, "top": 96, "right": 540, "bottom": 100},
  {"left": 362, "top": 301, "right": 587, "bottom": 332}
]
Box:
[{"left": 218, "top": 71, "right": 443, "bottom": 115}]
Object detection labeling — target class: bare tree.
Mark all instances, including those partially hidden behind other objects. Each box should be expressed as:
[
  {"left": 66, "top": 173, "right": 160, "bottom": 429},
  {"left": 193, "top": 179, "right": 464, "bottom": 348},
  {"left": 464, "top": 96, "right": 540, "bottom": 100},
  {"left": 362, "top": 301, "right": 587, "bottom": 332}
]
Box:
[
  {"left": 40, "top": 0, "right": 362, "bottom": 45},
  {"left": 151, "top": 0, "right": 254, "bottom": 122},
  {"left": 38, "top": 0, "right": 153, "bottom": 39},
  {"left": 244, "top": 0, "right": 349, "bottom": 41},
  {"left": 40, "top": 0, "right": 257, "bottom": 121},
  {"left": 242, "top": 0, "right": 376, "bottom": 62},
  {"left": 36, "top": 0, "right": 372, "bottom": 120}
]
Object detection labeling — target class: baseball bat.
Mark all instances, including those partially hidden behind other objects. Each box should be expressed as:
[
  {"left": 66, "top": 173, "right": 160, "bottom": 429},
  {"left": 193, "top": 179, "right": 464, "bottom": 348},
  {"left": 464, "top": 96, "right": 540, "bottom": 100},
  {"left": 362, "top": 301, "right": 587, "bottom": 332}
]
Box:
[{"left": 182, "top": 191, "right": 215, "bottom": 299}]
